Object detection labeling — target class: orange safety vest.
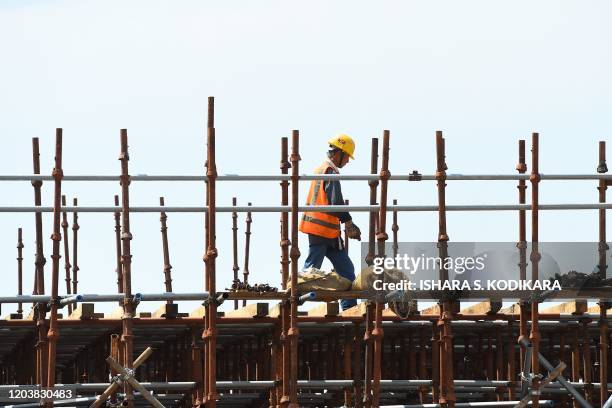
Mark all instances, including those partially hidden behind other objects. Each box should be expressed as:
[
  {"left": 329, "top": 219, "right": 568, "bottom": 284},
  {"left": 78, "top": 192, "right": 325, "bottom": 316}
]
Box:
[{"left": 299, "top": 162, "right": 341, "bottom": 239}]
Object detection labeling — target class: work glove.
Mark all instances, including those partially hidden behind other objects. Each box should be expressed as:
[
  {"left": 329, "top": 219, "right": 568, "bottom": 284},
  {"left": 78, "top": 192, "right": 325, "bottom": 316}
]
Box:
[{"left": 345, "top": 220, "right": 361, "bottom": 241}]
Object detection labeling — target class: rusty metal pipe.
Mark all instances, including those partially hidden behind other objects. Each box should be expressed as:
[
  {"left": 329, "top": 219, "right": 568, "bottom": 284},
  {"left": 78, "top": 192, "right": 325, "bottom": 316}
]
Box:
[
  {"left": 232, "top": 197, "right": 239, "bottom": 310},
  {"left": 204, "top": 96, "right": 219, "bottom": 406},
  {"left": 436, "top": 130, "right": 456, "bottom": 407},
  {"left": 529, "top": 133, "right": 541, "bottom": 408},
  {"left": 113, "top": 195, "right": 122, "bottom": 296},
  {"left": 61, "top": 195, "right": 72, "bottom": 315},
  {"left": 16, "top": 228, "right": 24, "bottom": 315},
  {"left": 597, "top": 140, "right": 609, "bottom": 405},
  {"left": 31, "top": 137, "right": 48, "bottom": 386},
  {"left": 280, "top": 135, "right": 291, "bottom": 406},
  {"left": 71, "top": 197, "right": 79, "bottom": 296},
  {"left": 46, "top": 128, "right": 63, "bottom": 390},
  {"left": 372, "top": 130, "right": 391, "bottom": 407},
  {"left": 159, "top": 197, "right": 173, "bottom": 303},
  {"left": 243, "top": 202, "right": 252, "bottom": 307},
  {"left": 287, "top": 129, "right": 301, "bottom": 408},
  {"left": 119, "top": 129, "right": 135, "bottom": 407}
]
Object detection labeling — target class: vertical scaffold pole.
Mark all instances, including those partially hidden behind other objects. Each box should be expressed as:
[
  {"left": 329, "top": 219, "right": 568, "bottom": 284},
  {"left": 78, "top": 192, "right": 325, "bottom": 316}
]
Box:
[
  {"left": 363, "top": 137, "right": 379, "bottom": 407},
  {"left": 232, "top": 197, "right": 239, "bottom": 310},
  {"left": 46, "top": 128, "right": 63, "bottom": 391},
  {"left": 204, "top": 96, "right": 219, "bottom": 407},
  {"left": 529, "top": 132, "right": 541, "bottom": 408},
  {"left": 119, "top": 129, "right": 135, "bottom": 407},
  {"left": 288, "top": 130, "right": 301, "bottom": 408},
  {"left": 159, "top": 197, "right": 173, "bottom": 302},
  {"left": 436, "top": 130, "right": 455, "bottom": 407},
  {"left": 372, "top": 130, "right": 390, "bottom": 407},
  {"left": 243, "top": 202, "right": 252, "bottom": 307},
  {"left": 597, "top": 140, "right": 609, "bottom": 405},
  {"left": 278, "top": 136, "right": 290, "bottom": 407},
  {"left": 72, "top": 197, "right": 79, "bottom": 296},
  {"left": 31, "top": 137, "right": 47, "bottom": 387},
  {"left": 113, "top": 195, "right": 122, "bottom": 296},
  {"left": 516, "top": 139, "right": 529, "bottom": 397},
  {"left": 61, "top": 195, "right": 72, "bottom": 315},
  {"left": 16, "top": 228, "right": 24, "bottom": 316}
]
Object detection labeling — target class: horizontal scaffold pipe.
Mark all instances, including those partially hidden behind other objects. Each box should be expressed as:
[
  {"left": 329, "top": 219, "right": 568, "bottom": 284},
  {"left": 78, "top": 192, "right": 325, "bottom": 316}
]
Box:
[
  {"left": 0, "top": 292, "right": 209, "bottom": 305},
  {"left": 380, "top": 402, "right": 555, "bottom": 408},
  {"left": 3, "top": 173, "right": 612, "bottom": 182},
  {"left": 5, "top": 203, "right": 612, "bottom": 213}
]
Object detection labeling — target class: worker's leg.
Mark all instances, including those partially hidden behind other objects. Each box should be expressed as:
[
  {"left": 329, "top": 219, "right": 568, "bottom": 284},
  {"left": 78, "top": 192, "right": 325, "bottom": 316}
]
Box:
[
  {"left": 326, "top": 246, "right": 357, "bottom": 310},
  {"left": 302, "top": 243, "right": 327, "bottom": 270}
]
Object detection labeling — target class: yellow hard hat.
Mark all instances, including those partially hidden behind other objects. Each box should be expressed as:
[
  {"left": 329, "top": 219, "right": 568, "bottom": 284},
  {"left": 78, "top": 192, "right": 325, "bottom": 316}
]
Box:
[{"left": 328, "top": 134, "right": 355, "bottom": 159}]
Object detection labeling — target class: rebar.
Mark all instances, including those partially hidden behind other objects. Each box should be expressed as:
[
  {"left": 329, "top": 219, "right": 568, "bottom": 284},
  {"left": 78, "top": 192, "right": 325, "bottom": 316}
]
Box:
[
  {"left": 159, "top": 197, "right": 173, "bottom": 303},
  {"left": 232, "top": 197, "right": 239, "bottom": 310},
  {"left": 46, "top": 128, "right": 63, "bottom": 391},
  {"left": 243, "top": 202, "right": 252, "bottom": 307},
  {"left": 71, "top": 197, "right": 79, "bottom": 296},
  {"left": 60, "top": 195, "right": 72, "bottom": 315},
  {"left": 16, "top": 228, "right": 23, "bottom": 315},
  {"left": 119, "top": 129, "right": 135, "bottom": 407}
]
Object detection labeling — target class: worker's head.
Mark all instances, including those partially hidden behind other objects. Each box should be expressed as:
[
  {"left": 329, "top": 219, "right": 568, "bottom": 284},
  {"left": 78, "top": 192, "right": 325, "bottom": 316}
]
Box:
[{"left": 327, "top": 134, "right": 355, "bottom": 168}]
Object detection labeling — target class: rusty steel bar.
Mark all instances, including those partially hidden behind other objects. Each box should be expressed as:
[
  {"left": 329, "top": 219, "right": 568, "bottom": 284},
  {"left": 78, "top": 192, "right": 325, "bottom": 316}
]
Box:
[
  {"left": 280, "top": 135, "right": 291, "bottom": 406},
  {"left": 597, "top": 140, "right": 609, "bottom": 406},
  {"left": 529, "top": 132, "right": 541, "bottom": 408},
  {"left": 31, "top": 137, "right": 48, "bottom": 387},
  {"left": 60, "top": 195, "right": 72, "bottom": 315},
  {"left": 516, "top": 139, "right": 529, "bottom": 392},
  {"left": 46, "top": 128, "right": 63, "bottom": 393},
  {"left": 204, "top": 96, "right": 219, "bottom": 407},
  {"left": 435, "top": 130, "right": 456, "bottom": 407},
  {"left": 287, "top": 129, "right": 301, "bottom": 408},
  {"left": 392, "top": 199, "right": 399, "bottom": 264},
  {"left": 366, "top": 137, "right": 379, "bottom": 267},
  {"left": 71, "top": 197, "right": 79, "bottom": 296},
  {"left": 363, "top": 137, "right": 379, "bottom": 407},
  {"left": 243, "top": 202, "right": 252, "bottom": 308},
  {"left": 232, "top": 197, "right": 239, "bottom": 310},
  {"left": 202, "top": 97, "right": 212, "bottom": 403},
  {"left": 372, "top": 130, "right": 391, "bottom": 407},
  {"left": 159, "top": 197, "right": 173, "bottom": 303},
  {"left": 345, "top": 199, "right": 350, "bottom": 254},
  {"left": 113, "top": 195, "right": 122, "bottom": 296},
  {"left": 16, "top": 228, "right": 24, "bottom": 315},
  {"left": 119, "top": 129, "right": 135, "bottom": 407}
]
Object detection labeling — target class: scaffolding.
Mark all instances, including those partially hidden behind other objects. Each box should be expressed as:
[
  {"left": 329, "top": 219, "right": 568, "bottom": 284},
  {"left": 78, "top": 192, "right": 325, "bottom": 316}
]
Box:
[{"left": 0, "top": 97, "right": 611, "bottom": 407}]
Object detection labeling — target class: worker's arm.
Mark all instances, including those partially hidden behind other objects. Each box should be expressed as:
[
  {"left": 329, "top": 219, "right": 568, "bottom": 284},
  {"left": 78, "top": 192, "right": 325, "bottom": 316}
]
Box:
[{"left": 324, "top": 168, "right": 351, "bottom": 223}]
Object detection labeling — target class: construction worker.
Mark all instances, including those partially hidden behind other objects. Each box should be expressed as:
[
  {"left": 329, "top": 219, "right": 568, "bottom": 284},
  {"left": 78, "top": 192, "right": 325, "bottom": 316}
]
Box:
[{"left": 299, "top": 134, "right": 362, "bottom": 310}]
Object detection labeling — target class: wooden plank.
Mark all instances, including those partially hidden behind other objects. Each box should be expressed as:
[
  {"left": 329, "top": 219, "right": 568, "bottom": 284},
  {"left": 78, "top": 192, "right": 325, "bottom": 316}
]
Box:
[
  {"left": 542, "top": 300, "right": 587, "bottom": 315},
  {"left": 68, "top": 303, "right": 95, "bottom": 320},
  {"left": 460, "top": 300, "right": 502, "bottom": 315},
  {"left": 307, "top": 302, "right": 339, "bottom": 317},
  {"left": 5, "top": 313, "right": 23, "bottom": 320},
  {"left": 225, "top": 303, "right": 269, "bottom": 318}
]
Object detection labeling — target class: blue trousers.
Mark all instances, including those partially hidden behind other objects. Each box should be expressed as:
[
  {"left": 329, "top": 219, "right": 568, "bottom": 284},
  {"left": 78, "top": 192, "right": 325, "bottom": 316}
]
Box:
[{"left": 303, "top": 242, "right": 358, "bottom": 310}]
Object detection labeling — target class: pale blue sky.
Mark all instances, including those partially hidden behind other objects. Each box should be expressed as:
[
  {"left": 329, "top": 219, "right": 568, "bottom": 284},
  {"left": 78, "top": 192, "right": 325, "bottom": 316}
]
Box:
[{"left": 1, "top": 1, "right": 611, "bottom": 314}]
